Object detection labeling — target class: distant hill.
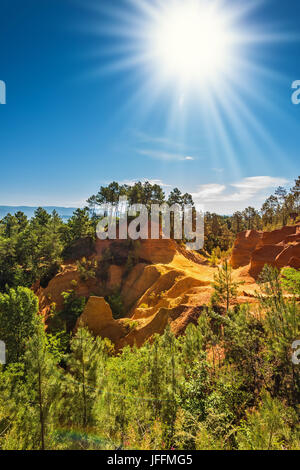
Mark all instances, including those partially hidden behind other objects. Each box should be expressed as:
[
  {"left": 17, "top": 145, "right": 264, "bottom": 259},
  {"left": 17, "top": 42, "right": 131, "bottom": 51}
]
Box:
[{"left": 0, "top": 206, "right": 77, "bottom": 220}]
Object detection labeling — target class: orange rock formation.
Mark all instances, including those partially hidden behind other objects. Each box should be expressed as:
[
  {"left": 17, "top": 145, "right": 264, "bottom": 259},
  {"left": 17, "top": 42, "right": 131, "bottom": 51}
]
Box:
[
  {"left": 230, "top": 223, "right": 300, "bottom": 278},
  {"left": 35, "top": 223, "right": 299, "bottom": 349}
]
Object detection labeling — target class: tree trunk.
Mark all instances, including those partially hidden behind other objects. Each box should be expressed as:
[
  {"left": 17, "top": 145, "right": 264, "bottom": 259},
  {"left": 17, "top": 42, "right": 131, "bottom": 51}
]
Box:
[{"left": 38, "top": 367, "right": 45, "bottom": 450}]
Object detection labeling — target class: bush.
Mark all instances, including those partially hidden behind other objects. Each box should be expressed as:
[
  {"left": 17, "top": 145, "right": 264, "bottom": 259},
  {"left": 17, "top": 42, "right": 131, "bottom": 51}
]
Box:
[
  {"left": 51, "top": 290, "right": 86, "bottom": 333},
  {"left": 122, "top": 319, "right": 139, "bottom": 333},
  {"left": 281, "top": 267, "right": 300, "bottom": 296},
  {"left": 76, "top": 257, "right": 98, "bottom": 282},
  {"left": 236, "top": 393, "right": 299, "bottom": 450},
  {"left": 106, "top": 290, "right": 125, "bottom": 319}
]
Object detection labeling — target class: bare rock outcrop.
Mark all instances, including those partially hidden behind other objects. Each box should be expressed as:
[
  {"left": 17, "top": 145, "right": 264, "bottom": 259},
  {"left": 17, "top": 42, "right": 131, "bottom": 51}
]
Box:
[
  {"left": 119, "top": 308, "right": 170, "bottom": 348},
  {"left": 259, "top": 225, "right": 299, "bottom": 246},
  {"left": 230, "top": 230, "right": 262, "bottom": 269},
  {"left": 107, "top": 265, "right": 123, "bottom": 290},
  {"left": 231, "top": 223, "right": 300, "bottom": 278},
  {"left": 121, "top": 264, "right": 161, "bottom": 308},
  {"left": 249, "top": 244, "right": 284, "bottom": 277},
  {"left": 76, "top": 296, "right": 125, "bottom": 343},
  {"left": 35, "top": 265, "right": 100, "bottom": 321},
  {"left": 36, "top": 235, "right": 264, "bottom": 349}
]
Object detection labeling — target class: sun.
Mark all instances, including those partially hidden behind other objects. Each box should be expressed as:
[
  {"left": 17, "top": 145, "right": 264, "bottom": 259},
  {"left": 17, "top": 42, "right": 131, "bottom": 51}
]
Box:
[{"left": 147, "top": 0, "right": 234, "bottom": 86}]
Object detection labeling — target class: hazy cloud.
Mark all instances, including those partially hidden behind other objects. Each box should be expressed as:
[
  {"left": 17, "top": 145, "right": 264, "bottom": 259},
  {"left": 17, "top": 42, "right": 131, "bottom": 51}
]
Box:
[
  {"left": 192, "top": 176, "right": 289, "bottom": 214},
  {"left": 119, "top": 178, "right": 172, "bottom": 188},
  {"left": 137, "top": 149, "right": 196, "bottom": 162},
  {"left": 192, "top": 184, "right": 226, "bottom": 199}
]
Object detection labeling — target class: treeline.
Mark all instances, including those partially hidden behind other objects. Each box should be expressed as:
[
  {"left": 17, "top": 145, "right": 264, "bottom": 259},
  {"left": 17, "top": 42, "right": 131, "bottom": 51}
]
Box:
[
  {"left": 0, "top": 266, "right": 299, "bottom": 450},
  {"left": 0, "top": 178, "right": 299, "bottom": 292},
  {"left": 0, "top": 207, "right": 95, "bottom": 291},
  {"left": 86, "top": 178, "right": 300, "bottom": 254},
  {"left": 203, "top": 177, "right": 300, "bottom": 255},
  {"left": 231, "top": 177, "right": 300, "bottom": 232},
  {"left": 87, "top": 181, "right": 194, "bottom": 212},
  {"left": 0, "top": 182, "right": 194, "bottom": 292}
]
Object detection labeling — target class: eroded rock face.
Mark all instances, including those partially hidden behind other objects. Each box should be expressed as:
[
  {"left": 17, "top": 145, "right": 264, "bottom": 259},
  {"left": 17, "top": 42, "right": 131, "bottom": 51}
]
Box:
[
  {"left": 76, "top": 296, "right": 125, "bottom": 343},
  {"left": 230, "top": 230, "right": 262, "bottom": 269},
  {"left": 38, "top": 226, "right": 300, "bottom": 349},
  {"left": 137, "top": 239, "right": 178, "bottom": 264},
  {"left": 35, "top": 265, "right": 100, "bottom": 321},
  {"left": 119, "top": 308, "right": 170, "bottom": 348},
  {"left": 260, "top": 226, "right": 299, "bottom": 246},
  {"left": 107, "top": 265, "right": 123, "bottom": 291},
  {"left": 36, "top": 237, "right": 217, "bottom": 347},
  {"left": 121, "top": 264, "right": 161, "bottom": 309},
  {"left": 230, "top": 223, "right": 300, "bottom": 278},
  {"left": 249, "top": 245, "right": 283, "bottom": 277}
]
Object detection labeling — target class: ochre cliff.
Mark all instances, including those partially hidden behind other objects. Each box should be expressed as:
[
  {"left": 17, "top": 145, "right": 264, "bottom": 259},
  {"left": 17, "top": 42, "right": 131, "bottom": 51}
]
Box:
[
  {"left": 230, "top": 223, "right": 300, "bottom": 278},
  {"left": 35, "top": 223, "right": 299, "bottom": 349}
]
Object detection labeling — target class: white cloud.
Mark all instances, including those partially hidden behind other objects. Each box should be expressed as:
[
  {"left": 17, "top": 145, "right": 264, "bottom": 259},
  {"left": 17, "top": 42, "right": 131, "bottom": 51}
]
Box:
[
  {"left": 137, "top": 149, "right": 196, "bottom": 162},
  {"left": 231, "top": 176, "right": 288, "bottom": 192},
  {"left": 184, "top": 156, "right": 195, "bottom": 161},
  {"left": 192, "top": 176, "right": 290, "bottom": 214},
  {"left": 192, "top": 184, "right": 226, "bottom": 199},
  {"left": 119, "top": 178, "right": 172, "bottom": 188}
]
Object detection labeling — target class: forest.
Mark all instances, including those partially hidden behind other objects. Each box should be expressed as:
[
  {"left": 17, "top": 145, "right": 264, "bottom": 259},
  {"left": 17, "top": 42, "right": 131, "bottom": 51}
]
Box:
[{"left": 0, "top": 177, "right": 299, "bottom": 450}]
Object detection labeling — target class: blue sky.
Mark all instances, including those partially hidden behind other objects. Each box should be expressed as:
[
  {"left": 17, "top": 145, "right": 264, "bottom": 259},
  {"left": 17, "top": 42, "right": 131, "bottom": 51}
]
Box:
[{"left": 0, "top": 0, "right": 299, "bottom": 214}]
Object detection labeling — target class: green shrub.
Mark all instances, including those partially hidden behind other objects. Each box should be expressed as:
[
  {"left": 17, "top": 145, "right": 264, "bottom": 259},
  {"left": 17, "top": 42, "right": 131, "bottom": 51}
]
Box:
[
  {"left": 76, "top": 257, "right": 97, "bottom": 282},
  {"left": 106, "top": 290, "right": 125, "bottom": 319},
  {"left": 281, "top": 267, "right": 300, "bottom": 296}
]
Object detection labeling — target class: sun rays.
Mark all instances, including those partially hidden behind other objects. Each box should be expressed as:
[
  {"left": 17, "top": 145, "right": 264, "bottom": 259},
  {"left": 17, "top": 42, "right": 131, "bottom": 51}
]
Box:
[{"left": 81, "top": 0, "right": 297, "bottom": 176}]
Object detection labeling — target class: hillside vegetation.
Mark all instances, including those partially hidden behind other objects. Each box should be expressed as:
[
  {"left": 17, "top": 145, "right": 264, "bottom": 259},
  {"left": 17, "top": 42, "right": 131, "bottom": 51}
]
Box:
[{"left": 0, "top": 178, "right": 299, "bottom": 450}]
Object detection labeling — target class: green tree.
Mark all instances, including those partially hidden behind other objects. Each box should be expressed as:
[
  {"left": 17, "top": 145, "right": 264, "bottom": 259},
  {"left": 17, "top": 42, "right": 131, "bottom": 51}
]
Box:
[
  {"left": 32, "top": 207, "right": 51, "bottom": 227},
  {"left": 0, "top": 319, "right": 60, "bottom": 450},
  {"left": 236, "top": 393, "right": 299, "bottom": 450},
  {"left": 67, "top": 208, "right": 94, "bottom": 242},
  {"left": 0, "top": 287, "right": 38, "bottom": 363},
  {"left": 211, "top": 260, "right": 242, "bottom": 312},
  {"left": 257, "top": 265, "right": 300, "bottom": 402},
  {"left": 63, "top": 327, "right": 102, "bottom": 430},
  {"left": 281, "top": 267, "right": 300, "bottom": 296}
]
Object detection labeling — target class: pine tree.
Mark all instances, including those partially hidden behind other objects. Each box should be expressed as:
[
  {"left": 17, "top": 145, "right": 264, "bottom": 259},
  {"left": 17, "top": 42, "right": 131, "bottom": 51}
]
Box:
[
  {"left": 62, "top": 327, "right": 102, "bottom": 431},
  {"left": 211, "top": 260, "right": 242, "bottom": 312},
  {"left": 25, "top": 319, "right": 60, "bottom": 450},
  {"left": 1, "top": 318, "right": 60, "bottom": 450},
  {"left": 0, "top": 287, "right": 38, "bottom": 363}
]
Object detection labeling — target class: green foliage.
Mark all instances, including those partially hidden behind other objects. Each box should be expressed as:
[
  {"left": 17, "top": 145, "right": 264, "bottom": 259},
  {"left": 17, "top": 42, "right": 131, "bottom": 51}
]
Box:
[
  {"left": 0, "top": 318, "right": 60, "bottom": 450},
  {"left": 51, "top": 290, "right": 86, "bottom": 333},
  {"left": 0, "top": 295, "right": 300, "bottom": 450},
  {"left": 88, "top": 181, "right": 169, "bottom": 212},
  {"left": 77, "top": 257, "right": 98, "bottom": 282},
  {"left": 58, "top": 327, "right": 104, "bottom": 433},
  {"left": 64, "top": 208, "right": 94, "bottom": 245},
  {"left": 211, "top": 260, "right": 243, "bottom": 311},
  {"left": 281, "top": 267, "right": 300, "bottom": 296},
  {"left": 236, "top": 393, "right": 300, "bottom": 450},
  {"left": 0, "top": 287, "right": 38, "bottom": 363},
  {"left": 122, "top": 319, "right": 139, "bottom": 333},
  {"left": 0, "top": 209, "right": 64, "bottom": 290},
  {"left": 0, "top": 178, "right": 300, "bottom": 450},
  {"left": 107, "top": 290, "right": 125, "bottom": 319},
  {"left": 257, "top": 265, "right": 300, "bottom": 403}
]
